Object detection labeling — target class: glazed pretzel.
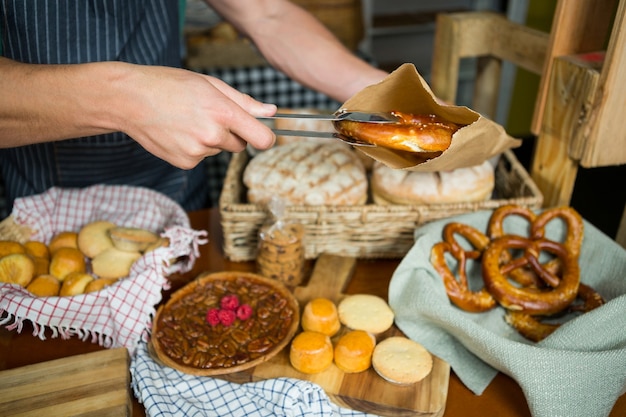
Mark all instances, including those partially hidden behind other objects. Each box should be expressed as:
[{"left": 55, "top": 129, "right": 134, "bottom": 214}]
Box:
[
  {"left": 482, "top": 235, "right": 580, "bottom": 316},
  {"left": 333, "top": 111, "right": 461, "bottom": 153}
]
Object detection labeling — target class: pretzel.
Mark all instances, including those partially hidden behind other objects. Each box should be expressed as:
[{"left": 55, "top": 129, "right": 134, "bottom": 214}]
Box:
[
  {"left": 504, "top": 283, "right": 605, "bottom": 342},
  {"left": 482, "top": 235, "right": 580, "bottom": 316},
  {"left": 430, "top": 241, "right": 496, "bottom": 312},
  {"left": 333, "top": 111, "right": 462, "bottom": 153}
]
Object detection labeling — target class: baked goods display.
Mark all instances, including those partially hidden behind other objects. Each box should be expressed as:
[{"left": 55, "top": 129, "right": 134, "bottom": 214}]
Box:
[
  {"left": 243, "top": 142, "right": 368, "bottom": 206},
  {"left": 372, "top": 337, "right": 433, "bottom": 385},
  {"left": 371, "top": 159, "right": 495, "bottom": 205},
  {"left": 337, "top": 294, "right": 395, "bottom": 334},
  {"left": 333, "top": 110, "right": 463, "bottom": 154},
  {"left": 151, "top": 271, "right": 299, "bottom": 376},
  {"left": 430, "top": 204, "right": 605, "bottom": 342},
  {"left": 0, "top": 220, "right": 164, "bottom": 297}
]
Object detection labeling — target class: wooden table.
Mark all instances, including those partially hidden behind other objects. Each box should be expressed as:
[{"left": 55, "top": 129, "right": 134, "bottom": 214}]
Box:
[{"left": 1, "top": 208, "right": 624, "bottom": 417}]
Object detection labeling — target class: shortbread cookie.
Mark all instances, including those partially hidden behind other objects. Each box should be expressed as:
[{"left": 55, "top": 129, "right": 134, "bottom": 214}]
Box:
[
  {"left": 337, "top": 294, "right": 395, "bottom": 334},
  {"left": 372, "top": 336, "right": 433, "bottom": 385}
]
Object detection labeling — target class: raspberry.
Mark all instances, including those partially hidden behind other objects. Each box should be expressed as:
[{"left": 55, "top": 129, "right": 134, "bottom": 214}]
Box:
[
  {"left": 236, "top": 304, "right": 253, "bottom": 321},
  {"left": 206, "top": 308, "right": 221, "bottom": 326},
  {"left": 218, "top": 309, "right": 236, "bottom": 326},
  {"left": 220, "top": 294, "right": 240, "bottom": 311}
]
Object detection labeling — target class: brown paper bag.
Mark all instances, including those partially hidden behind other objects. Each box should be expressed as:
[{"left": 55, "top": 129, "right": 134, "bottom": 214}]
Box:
[{"left": 339, "top": 63, "right": 521, "bottom": 171}]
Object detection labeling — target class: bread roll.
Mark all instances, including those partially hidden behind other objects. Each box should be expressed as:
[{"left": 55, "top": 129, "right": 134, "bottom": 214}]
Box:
[
  {"left": 289, "top": 331, "right": 334, "bottom": 374},
  {"left": 334, "top": 330, "right": 376, "bottom": 373},
  {"left": 301, "top": 298, "right": 341, "bottom": 337},
  {"left": 338, "top": 294, "right": 395, "bottom": 334},
  {"left": 108, "top": 227, "right": 159, "bottom": 252},
  {"left": 243, "top": 142, "right": 368, "bottom": 206},
  {"left": 84, "top": 277, "right": 118, "bottom": 293},
  {"left": 26, "top": 274, "right": 61, "bottom": 297},
  {"left": 91, "top": 247, "right": 141, "bottom": 279},
  {"left": 59, "top": 272, "right": 94, "bottom": 296},
  {"left": 78, "top": 221, "right": 116, "bottom": 258},
  {"left": 371, "top": 159, "right": 494, "bottom": 205},
  {"left": 372, "top": 336, "right": 433, "bottom": 385}
]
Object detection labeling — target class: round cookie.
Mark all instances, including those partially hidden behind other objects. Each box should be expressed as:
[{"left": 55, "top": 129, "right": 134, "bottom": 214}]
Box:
[
  {"left": 78, "top": 221, "right": 116, "bottom": 258},
  {"left": 338, "top": 294, "right": 395, "bottom": 334},
  {"left": 372, "top": 336, "right": 433, "bottom": 385}
]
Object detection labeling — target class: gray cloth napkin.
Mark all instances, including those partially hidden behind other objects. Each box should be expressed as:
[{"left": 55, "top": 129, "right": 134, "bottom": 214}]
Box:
[{"left": 388, "top": 210, "right": 626, "bottom": 417}]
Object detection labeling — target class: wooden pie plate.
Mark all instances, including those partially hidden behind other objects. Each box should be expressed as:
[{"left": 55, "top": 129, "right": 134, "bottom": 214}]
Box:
[{"left": 151, "top": 271, "right": 300, "bottom": 376}]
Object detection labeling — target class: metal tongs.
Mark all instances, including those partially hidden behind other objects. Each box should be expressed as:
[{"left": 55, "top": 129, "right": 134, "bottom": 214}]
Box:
[{"left": 258, "top": 111, "right": 399, "bottom": 147}]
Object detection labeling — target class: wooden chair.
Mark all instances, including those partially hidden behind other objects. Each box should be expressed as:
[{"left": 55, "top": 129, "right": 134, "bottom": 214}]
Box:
[{"left": 430, "top": 0, "right": 626, "bottom": 248}]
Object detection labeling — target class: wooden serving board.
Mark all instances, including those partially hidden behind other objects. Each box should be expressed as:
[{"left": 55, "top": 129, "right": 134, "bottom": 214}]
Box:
[
  {"left": 220, "top": 254, "right": 450, "bottom": 417},
  {"left": 0, "top": 348, "right": 131, "bottom": 417}
]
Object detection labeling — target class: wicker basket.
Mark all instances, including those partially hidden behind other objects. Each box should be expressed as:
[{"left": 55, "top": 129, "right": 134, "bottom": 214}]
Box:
[
  {"left": 290, "top": 0, "right": 364, "bottom": 51},
  {"left": 219, "top": 149, "right": 543, "bottom": 261}
]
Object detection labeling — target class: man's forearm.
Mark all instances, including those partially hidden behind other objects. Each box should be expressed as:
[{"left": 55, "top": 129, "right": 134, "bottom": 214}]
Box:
[{"left": 0, "top": 57, "right": 126, "bottom": 147}]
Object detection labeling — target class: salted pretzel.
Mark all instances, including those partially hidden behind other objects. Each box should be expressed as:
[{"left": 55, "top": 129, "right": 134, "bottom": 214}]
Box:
[
  {"left": 333, "top": 111, "right": 462, "bottom": 153},
  {"left": 482, "top": 235, "right": 580, "bottom": 316}
]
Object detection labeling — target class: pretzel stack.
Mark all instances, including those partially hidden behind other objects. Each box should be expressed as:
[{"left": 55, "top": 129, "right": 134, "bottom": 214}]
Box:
[{"left": 430, "top": 204, "right": 604, "bottom": 342}]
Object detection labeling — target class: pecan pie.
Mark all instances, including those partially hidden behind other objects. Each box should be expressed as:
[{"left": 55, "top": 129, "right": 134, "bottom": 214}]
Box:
[{"left": 151, "top": 271, "right": 299, "bottom": 376}]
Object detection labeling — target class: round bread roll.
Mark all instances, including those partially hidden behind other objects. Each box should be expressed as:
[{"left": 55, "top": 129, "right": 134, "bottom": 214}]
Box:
[
  {"left": 84, "top": 277, "right": 118, "bottom": 293},
  {"left": 338, "top": 294, "right": 395, "bottom": 334},
  {"left": 243, "top": 142, "right": 368, "bottom": 206},
  {"left": 301, "top": 298, "right": 341, "bottom": 337},
  {"left": 289, "top": 331, "right": 334, "bottom": 374},
  {"left": 26, "top": 274, "right": 60, "bottom": 297},
  {"left": 108, "top": 227, "right": 159, "bottom": 252},
  {"left": 49, "top": 247, "right": 86, "bottom": 281},
  {"left": 371, "top": 159, "right": 495, "bottom": 205},
  {"left": 59, "top": 272, "right": 94, "bottom": 296},
  {"left": 78, "top": 221, "right": 116, "bottom": 258},
  {"left": 0, "top": 253, "right": 35, "bottom": 287},
  {"left": 91, "top": 247, "right": 141, "bottom": 279},
  {"left": 372, "top": 336, "right": 433, "bottom": 385},
  {"left": 334, "top": 330, "right": 376, "bottom": 373}
]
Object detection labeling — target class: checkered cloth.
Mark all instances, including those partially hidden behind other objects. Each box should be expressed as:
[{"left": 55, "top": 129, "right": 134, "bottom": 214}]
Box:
[
  {"left": 131, "top": 340, "right": 379, "bottom": 417},
  {"left": 0, "top": 185, "right": 208, "bottom": 354}
]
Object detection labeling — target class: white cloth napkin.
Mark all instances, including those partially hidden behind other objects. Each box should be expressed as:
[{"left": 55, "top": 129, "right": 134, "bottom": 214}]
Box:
[
  {"left": 0, "top": 185, "right": 207, "bottom": 354},
  {"left": 388, "top": 209, "right": 626, "bottom": 417},
  {"left": 131, "top": 341, "right": 379, "bottom": 417}
]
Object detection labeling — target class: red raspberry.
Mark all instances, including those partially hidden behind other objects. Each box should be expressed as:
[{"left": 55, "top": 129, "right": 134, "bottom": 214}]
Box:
[
  {"left": 206, "top": 308, "right": 221, "bottom": 326},
  {"left": 220, "top": 294, "right": 240, "bottom": 311},
  {"left": 218, "top": 309, "right": 236, "bottom": 326},
  {"left": 236, "top": 304, "right": 253, "bottom": 321}
]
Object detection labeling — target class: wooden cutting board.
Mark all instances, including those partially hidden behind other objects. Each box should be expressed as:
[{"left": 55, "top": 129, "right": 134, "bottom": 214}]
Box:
[
  {"left": 220, "top": 254, "right": 450, "bottom": 417},
  {"left": 0, "top": 348, "right": 131, "bottom": 417}
]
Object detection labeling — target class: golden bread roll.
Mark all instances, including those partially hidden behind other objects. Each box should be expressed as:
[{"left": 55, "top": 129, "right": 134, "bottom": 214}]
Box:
[
  {"left": 243, "top": 142, "right": 368, "bottom": 206},
  {"left": 334, "top": 330, "right": 376, "bottom": 373},
  {"left": 91, "top": 247, "right": 141, "bottom": 279},
  {"left": 49, "top": 247, "right": 87, "bottom": 281},
  {"left": 108, "top": 227, "right": 160, "bottom": 252},
  {"left": 78, "top": 220, "right": 116, "bottom": 258},
  {"left": 59, "top": 272, "right": 95, "bottom": 296},
  {"left": 84, "top": 277, "right": 118, "bottom": 293},
  {"left": 24, "top": 241, "right": 50, "bottom": 259},
  {"left": 29, "top": 255, "right": 50, "bottom": 277},
  {"left": 372, "top": 336, "right": 433, "bottom": 385},
  {"left": 26, "top": 274, "right": 61, "bottom": 297},
  {"left": 338, "top": 294, "right": 395, "bottom": 334},
  {"left": 0, "top": 241, "right": 25, "bottom": 258},
  {"left": 289, "top": 331, "right": 334, "bottom": 374},
  {"left": 48, "top": 231, "right": 79, "bottom": 254},
  {"left": 0, "top": 253, "right": 35, "bottom": 287},
  {"left": 301, "top": 298, "right": 341, "bottom": 337},
  {"left": 371, "top": 159, "right": 495, "bottom": 205}
]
